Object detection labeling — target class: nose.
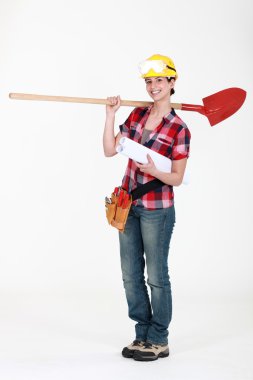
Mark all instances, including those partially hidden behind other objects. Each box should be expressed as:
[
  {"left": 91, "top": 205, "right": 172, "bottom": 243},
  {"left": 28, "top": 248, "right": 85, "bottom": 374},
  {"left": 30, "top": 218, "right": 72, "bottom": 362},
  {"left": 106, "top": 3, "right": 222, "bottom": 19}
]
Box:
[{"left": 149, "top": 79, "right": 156, "bottom": 90}]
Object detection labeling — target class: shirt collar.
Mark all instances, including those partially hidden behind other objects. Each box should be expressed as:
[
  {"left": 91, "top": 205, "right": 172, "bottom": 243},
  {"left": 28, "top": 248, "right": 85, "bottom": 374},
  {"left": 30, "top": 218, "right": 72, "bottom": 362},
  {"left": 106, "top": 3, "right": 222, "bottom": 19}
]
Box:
[{"left": 147, "top": 106, "right": 176, "bottom": 125}]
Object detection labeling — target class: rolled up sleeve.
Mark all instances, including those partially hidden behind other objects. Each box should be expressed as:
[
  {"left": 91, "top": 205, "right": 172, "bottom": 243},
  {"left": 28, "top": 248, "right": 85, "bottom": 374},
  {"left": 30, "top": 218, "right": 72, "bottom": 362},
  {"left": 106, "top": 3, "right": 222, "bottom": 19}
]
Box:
[
  {"left": 171, "top": 127, "right": 191, "bottom": 160},
  {"left": 119, "top": 109, "right": 135, "bottom": 138}
]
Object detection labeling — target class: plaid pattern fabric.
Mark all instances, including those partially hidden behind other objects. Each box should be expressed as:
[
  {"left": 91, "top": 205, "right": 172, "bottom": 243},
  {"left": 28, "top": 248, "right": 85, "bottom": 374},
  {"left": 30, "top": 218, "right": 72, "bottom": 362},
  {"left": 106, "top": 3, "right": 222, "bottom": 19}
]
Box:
[{"left": 119, "top": 106, "right": 191, "bottom": 210}]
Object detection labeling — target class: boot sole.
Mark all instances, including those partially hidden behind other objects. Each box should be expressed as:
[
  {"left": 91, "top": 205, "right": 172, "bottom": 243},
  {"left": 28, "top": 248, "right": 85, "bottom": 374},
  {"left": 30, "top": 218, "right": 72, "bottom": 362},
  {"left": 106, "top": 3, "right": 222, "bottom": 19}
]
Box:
[{"left": 133, "top": 351, "right": 169, "bottom": 361}]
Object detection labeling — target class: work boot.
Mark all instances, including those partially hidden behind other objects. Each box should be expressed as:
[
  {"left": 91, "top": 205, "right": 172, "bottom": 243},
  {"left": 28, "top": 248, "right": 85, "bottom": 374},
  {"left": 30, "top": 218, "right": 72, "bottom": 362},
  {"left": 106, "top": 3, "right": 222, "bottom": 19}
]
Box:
[
  {"left": 133, "top": 342, "right": 169, "bottom": 361},
  {"left": 122, "top": 340, "right": 145, "bottom": 358}
]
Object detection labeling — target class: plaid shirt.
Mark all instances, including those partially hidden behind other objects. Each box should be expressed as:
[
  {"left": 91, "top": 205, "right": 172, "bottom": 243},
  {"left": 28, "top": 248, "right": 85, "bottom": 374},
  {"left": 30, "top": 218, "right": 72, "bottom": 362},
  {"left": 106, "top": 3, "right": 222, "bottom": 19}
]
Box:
[{"left": 119, "top": 106, "right": 191, "bottom": 210}]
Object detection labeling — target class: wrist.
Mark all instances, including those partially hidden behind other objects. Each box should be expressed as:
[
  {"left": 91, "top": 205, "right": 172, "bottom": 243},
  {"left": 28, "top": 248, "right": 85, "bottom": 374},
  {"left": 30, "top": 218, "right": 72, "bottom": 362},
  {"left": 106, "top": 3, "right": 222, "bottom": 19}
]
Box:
[
  {"left": 153, "top": 168, "right": 161, "bottom": 178},
  {"left": 106, "top": 111, "right": 116, "bottom": 120}
]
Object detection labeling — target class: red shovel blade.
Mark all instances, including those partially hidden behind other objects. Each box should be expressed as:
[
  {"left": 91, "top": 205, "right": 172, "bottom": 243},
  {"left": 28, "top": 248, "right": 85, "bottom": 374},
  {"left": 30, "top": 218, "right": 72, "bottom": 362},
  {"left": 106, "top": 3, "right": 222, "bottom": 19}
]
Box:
[
  {"left": 202, "top": 87, "right": 247, "bottom": 126},
  {"left": 182, "top": 87, "right": 246, "bottom": 126}
]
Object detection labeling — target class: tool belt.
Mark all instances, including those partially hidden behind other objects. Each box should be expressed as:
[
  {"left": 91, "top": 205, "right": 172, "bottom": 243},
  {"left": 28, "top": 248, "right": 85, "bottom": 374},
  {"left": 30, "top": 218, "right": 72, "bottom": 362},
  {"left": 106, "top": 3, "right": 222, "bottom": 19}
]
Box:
[{"left": 105, "top": 179, "right": 164, "bottom": 233}]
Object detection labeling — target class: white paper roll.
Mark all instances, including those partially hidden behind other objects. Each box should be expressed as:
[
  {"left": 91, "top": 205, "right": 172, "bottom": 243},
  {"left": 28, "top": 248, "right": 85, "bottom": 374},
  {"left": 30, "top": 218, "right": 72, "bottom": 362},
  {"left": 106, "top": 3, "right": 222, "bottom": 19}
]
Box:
[{"left": 116, "top": 137, "right": 189, "bottom": 185}]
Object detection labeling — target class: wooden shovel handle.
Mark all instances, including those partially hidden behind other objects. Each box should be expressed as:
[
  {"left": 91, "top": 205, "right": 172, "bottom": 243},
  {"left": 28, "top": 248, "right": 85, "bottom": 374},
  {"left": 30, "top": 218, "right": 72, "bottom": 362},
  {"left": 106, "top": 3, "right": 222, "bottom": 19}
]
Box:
[{"left": 9, "top": 92, "right": 182, "bottom": 110}]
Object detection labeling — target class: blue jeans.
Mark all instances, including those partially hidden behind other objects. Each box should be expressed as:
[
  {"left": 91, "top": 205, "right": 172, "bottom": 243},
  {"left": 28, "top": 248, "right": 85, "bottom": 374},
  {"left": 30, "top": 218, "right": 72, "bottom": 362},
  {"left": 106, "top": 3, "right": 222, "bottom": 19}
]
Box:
[{"left": 119, "top": 205, "right": 175, "bottom": 345}]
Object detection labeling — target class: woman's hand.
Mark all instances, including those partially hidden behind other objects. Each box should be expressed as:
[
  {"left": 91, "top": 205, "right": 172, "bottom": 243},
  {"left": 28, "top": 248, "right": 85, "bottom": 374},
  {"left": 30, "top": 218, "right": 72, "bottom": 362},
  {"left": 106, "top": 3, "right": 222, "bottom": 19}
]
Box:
[
  {"left": 137, "top": 156, "right": 187, "bottom": 186},
  {"left": 135, "top": 154, "right": 158, "bottom": 177},
  {"left": 106, "top": 95, "right": 121, "bottom": 116}
]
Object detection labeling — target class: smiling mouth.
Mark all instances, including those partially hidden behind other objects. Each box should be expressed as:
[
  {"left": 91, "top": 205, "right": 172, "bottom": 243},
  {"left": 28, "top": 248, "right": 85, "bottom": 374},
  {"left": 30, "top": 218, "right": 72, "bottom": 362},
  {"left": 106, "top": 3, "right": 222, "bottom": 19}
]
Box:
[{"left": 151, "top": 90, "right": 161, "bottom": 95}]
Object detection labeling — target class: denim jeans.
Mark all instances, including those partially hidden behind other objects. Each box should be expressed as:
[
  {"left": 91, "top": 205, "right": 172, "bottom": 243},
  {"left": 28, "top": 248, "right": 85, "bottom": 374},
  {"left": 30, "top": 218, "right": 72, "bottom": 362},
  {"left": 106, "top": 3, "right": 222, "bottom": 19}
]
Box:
[{"left": 119, "top": 205, "right": 175, "bottom": 345}]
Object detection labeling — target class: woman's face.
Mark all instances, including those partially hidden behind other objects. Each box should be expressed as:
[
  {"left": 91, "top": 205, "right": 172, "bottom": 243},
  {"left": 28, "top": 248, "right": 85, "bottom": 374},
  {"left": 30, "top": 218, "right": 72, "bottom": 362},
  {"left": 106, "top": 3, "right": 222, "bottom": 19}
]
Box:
[{"left": 145, "top": 77, "right": 174, "bottom": 101}]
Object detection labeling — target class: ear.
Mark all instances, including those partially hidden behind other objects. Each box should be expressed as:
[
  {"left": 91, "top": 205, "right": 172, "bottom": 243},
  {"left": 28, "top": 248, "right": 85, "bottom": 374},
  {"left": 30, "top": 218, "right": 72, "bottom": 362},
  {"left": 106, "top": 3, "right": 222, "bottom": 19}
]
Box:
[{"left": 169, "top": 78, "right": 175, "bottom": 89}]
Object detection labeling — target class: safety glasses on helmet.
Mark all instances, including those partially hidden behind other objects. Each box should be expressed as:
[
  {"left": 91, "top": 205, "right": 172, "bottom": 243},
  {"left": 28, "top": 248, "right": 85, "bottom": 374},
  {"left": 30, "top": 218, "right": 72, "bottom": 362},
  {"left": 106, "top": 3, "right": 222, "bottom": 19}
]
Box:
[
  {"left": 138, "top": 60, "right": 167, "bottom": 75},
  {"left": 138, "top": 59, "right": 176, "bottom": 76}
]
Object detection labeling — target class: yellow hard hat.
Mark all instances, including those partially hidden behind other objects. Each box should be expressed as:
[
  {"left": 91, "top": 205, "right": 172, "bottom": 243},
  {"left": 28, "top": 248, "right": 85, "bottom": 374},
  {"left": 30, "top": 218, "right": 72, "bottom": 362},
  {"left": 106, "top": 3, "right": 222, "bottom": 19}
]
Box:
[{"left": 138, "top": 54, "right": 178, "bottom": 79}]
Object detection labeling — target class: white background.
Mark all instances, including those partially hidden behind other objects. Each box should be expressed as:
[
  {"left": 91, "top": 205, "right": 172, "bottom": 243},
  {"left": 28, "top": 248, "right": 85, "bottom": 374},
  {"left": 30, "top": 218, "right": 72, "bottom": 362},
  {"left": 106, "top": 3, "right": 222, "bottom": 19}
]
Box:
[{"left": 0, "top": 0, "right": 252, "bottom": 379}]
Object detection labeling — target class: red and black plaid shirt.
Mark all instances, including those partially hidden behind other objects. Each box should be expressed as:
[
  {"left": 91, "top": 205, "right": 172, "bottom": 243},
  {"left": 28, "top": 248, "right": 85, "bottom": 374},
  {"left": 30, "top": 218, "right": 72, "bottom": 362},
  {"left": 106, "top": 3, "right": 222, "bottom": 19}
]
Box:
[{"left": 119, "top": 106, "right": 191, "bottom": 210}]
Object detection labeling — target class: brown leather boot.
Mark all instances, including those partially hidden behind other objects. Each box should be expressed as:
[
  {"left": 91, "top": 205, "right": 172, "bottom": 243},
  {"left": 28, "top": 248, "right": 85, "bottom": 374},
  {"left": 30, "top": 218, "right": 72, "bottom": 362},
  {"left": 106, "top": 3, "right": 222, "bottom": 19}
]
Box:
[
  {"left": 122, "top": 340, "right": 145, "bottom": 358},
  {"left": 133, "top": 342, "right": 169, "bottom": 361}
]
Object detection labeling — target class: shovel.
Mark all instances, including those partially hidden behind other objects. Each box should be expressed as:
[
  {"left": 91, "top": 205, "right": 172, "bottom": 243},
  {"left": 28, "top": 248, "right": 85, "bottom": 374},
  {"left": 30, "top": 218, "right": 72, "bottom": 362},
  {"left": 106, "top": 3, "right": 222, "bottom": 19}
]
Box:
[{"left": 9, "top": 87, "right": 246, "bottom": 126}]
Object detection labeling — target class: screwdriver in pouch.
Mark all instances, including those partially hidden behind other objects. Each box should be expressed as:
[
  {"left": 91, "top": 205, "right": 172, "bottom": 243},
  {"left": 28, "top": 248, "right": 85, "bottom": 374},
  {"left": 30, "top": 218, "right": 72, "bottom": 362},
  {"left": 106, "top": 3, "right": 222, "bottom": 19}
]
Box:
[
  {"left": 122, "top": 193, "right": 130, "bottom": 209},
  {"left": 117, "top": 189, "right": 125, "bottom": 207}
]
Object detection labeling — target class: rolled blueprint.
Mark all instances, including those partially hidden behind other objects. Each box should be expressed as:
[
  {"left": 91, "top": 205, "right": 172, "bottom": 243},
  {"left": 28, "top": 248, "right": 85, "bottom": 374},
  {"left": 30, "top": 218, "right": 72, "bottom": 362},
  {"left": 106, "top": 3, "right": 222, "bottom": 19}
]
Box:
[{"left": 116, "top": 137, "right": 189, "bottom": 185}]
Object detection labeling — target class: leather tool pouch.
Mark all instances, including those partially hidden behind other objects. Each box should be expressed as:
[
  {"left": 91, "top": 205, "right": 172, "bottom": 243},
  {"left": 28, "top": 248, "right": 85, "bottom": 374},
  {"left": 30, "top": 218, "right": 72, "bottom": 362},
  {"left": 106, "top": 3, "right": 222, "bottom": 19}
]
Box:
[
  {"left": 105, "top": 179, "right": 164, "bottom": 233},
  {"left": 105, "top": 189, "right": 132, "bottom": 233}
]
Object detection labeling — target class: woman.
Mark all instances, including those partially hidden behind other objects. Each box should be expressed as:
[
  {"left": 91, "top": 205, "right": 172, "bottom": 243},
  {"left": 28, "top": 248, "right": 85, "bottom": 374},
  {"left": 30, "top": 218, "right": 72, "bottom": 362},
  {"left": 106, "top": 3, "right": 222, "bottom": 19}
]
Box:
[{"left": 103, "top": 54, "right": 191, "bottom": 362}]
